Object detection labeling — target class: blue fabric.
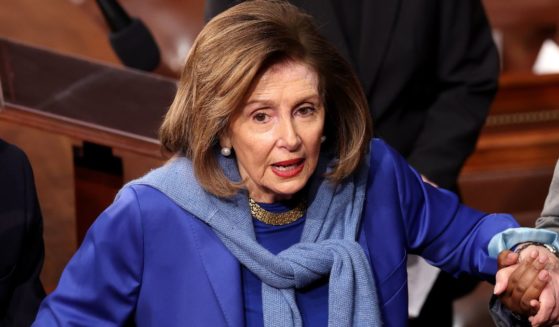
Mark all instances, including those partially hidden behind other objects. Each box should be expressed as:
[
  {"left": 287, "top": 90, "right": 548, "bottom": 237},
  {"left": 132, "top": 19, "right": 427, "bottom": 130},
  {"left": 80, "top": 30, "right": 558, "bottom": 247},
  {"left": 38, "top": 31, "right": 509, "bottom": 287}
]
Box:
[
  {"left": 33, "top": 139, "right": 520, "bottom": 327},
  {"left": 488, "top": 227, "right": 559, "bottom": 258},
  {"left": 127, "top": 142, "right": 381, "bottom": 327},
  {"left": 243, "top": 204, "right": 328, "bottom": 327}
]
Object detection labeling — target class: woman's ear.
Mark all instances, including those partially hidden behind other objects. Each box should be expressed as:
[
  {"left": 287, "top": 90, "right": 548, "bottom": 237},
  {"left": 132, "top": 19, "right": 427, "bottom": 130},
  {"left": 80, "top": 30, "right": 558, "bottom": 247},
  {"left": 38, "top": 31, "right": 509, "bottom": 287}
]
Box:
[{"left": 219, "top": 131, "right": 232, "bottom": 149}]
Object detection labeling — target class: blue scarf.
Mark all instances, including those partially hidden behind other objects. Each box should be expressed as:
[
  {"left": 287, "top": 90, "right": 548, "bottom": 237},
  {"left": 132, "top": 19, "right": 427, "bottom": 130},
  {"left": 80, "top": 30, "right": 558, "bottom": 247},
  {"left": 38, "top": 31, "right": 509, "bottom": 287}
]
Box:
[{"left": 129, "top": 151, "right": 382, "bottom": 326}]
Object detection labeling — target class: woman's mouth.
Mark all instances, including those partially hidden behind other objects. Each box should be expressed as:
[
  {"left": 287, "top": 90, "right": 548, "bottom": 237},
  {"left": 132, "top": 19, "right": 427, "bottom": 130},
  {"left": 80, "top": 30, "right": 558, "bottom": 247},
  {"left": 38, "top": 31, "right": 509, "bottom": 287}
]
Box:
[{"left": 271, "top": 158, "right": 305, "bottom": 177}]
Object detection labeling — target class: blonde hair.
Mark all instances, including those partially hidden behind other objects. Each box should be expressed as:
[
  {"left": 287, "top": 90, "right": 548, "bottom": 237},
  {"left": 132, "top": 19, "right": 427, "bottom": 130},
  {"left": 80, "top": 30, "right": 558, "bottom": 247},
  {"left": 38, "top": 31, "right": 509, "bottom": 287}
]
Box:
[{"left": 160, "top": 0, "right": 372, "bottom": 197}]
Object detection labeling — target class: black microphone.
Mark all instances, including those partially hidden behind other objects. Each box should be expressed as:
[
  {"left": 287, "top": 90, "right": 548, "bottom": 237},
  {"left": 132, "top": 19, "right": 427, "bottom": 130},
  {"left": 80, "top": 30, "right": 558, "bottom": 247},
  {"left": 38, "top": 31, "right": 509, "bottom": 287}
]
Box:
[{"left": 95, "top": 0, "right": 161, "bottom": 71}]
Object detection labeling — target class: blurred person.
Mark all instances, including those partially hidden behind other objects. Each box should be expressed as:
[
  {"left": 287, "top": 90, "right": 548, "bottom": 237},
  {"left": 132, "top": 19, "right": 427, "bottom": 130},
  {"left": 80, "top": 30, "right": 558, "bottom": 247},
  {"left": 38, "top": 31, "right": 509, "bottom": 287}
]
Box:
[{"left": 0, "top": 139, "right": 46, "bottom": 326}]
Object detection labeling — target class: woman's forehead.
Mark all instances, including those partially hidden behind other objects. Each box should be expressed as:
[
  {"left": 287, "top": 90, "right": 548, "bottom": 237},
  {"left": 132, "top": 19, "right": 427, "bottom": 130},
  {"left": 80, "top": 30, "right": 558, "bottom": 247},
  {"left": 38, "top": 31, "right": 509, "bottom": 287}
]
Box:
[{"left": 247, "top": 61, "right": 319, "bottom": 98}]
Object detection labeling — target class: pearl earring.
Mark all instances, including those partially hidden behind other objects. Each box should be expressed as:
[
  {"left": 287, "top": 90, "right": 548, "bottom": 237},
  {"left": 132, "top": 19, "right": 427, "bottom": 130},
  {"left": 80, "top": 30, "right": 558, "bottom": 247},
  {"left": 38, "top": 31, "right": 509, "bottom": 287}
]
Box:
[
  {"left": 221, "top": 147, "right": 232, "bottom": 157},
  {"left": 320, "top": 136, "right": 326, "bottom": 143}
]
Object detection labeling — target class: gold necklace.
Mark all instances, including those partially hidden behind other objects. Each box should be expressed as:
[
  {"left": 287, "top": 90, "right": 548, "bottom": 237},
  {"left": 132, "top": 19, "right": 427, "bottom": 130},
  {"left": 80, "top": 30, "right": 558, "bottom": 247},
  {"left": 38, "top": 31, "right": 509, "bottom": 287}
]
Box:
[{"left": 248, "top": 197, "right": 306, "bottom": 225}]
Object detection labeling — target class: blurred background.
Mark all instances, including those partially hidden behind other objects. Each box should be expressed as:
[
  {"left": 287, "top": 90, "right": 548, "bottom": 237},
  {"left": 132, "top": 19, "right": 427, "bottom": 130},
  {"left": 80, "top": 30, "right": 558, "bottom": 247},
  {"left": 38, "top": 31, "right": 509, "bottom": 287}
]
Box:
[{"left": 0, "top": 1, "right": 558, "bottom": 326}]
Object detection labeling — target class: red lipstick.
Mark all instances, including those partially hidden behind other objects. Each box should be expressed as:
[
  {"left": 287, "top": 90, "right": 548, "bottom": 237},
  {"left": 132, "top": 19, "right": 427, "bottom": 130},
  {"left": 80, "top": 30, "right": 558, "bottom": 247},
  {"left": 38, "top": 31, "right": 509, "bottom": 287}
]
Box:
[{"left": 271, "top": 158, "right": 305, "bottom": 178}]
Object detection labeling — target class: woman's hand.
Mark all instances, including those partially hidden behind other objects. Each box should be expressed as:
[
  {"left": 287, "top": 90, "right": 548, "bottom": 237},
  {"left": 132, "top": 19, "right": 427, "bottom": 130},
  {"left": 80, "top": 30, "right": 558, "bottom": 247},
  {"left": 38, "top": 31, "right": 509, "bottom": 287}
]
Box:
[{"left": 529, "top": 272, "right": 559, "bottom": 327}]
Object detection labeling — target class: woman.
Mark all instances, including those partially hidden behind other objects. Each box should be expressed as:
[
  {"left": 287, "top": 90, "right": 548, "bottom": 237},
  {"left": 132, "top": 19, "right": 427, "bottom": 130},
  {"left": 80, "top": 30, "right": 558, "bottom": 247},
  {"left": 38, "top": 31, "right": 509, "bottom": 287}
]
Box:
[{"left": 34, "top": 1, "right": 519, "bottom": 326}]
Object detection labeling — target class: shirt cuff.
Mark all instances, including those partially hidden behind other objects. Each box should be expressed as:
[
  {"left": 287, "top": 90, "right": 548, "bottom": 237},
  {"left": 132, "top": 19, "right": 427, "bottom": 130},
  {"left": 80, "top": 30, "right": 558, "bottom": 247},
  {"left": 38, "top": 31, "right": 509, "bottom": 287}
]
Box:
[{"left": 488, "top": 227, "right": 559, "bottom": 258}]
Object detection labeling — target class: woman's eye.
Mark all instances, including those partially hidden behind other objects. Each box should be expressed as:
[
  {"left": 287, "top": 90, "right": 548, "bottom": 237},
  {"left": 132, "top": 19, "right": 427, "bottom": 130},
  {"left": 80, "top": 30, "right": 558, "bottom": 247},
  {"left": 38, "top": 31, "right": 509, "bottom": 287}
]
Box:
[
  {"left": 295, "top": 106, "right": 316, "bottom": 117},
  {"left": 253, "top": 112, "right": 270, "bottom": 123}
]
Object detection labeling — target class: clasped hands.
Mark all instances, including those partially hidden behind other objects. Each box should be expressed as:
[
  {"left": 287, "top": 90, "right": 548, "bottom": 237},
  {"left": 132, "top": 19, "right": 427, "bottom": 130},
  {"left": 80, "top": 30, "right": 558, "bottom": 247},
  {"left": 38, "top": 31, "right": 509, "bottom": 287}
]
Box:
[{"left": 496, "top": 245, "right": 559, "bottom": 326}]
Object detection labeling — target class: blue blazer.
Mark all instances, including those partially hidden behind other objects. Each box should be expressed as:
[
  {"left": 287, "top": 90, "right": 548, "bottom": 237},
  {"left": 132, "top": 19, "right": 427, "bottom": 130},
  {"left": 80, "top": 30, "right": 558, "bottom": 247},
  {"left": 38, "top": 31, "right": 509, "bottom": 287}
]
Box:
[{"left": 33, "top": 140, "right": 518, "bottom": 326}]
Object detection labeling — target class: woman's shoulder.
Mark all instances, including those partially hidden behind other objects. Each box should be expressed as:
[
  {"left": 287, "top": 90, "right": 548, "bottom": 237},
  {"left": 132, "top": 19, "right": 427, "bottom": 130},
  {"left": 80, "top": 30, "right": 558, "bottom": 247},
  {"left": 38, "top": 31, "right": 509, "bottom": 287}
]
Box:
[
  {"left": 369, "top": 137, "right": 402, "bottom": 156},
  {"left": 79, "top": 184, "right": 201, "bottom": 251},
  {"left": 116, "top": 183, "right": 189, "bottom": 217},
  {"left": 367, "top": 138, "right": 407, "bottom": 172},
  {"left": 120, "top": 183, "right": 172, "bottom": 202}
]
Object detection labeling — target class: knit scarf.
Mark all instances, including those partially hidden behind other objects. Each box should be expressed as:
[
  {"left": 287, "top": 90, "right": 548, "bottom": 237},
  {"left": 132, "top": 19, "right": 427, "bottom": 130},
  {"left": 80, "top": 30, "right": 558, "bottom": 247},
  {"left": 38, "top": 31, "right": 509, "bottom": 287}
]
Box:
[{"left": 129, "top": 151, "right": 382, "bottom": 326}]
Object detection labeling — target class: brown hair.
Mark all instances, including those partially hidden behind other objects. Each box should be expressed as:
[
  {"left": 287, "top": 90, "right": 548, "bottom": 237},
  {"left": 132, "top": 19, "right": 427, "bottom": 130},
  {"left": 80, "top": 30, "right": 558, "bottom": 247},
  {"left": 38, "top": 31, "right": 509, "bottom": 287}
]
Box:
[{"left": 159, "top": 0, "right": 372, "bottom": 197}]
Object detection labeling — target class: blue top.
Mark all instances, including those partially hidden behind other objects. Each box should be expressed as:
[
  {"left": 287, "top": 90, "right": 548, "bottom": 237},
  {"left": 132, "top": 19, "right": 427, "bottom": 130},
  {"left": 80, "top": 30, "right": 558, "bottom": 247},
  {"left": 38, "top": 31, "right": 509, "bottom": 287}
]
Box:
[
  {"left": 33, "top": 139, "right": 521, "bottom": 327},
  {"left": 244, "top": 202, "right": 328, "bottom": 326}
]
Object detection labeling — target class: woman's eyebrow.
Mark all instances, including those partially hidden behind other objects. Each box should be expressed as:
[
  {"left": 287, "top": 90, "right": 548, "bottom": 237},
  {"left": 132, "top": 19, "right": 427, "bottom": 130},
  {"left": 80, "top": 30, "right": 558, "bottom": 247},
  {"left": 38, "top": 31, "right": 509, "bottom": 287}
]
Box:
[{"left": 246, "top": 92, "right": 320, "bottom": 105}]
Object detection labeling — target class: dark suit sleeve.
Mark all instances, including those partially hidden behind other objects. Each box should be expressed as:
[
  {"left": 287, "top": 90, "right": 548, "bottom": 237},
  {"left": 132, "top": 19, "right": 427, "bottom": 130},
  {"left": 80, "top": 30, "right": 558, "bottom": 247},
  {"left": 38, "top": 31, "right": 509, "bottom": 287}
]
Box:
[
  {"left": 406, "top": 0, "right": 499, "bottom": 191},
  {"left": 489, "top": 295, "right": 531, "bottom": 326},
  {"left": 0, "top": 141, "right": 46, "bottom": 326}
]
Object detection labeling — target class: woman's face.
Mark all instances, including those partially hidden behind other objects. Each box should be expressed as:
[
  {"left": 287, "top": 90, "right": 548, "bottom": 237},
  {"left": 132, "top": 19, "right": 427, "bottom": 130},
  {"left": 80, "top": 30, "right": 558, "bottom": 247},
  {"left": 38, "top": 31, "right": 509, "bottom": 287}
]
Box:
[{"left": 221, "top": 60, "right": 325, "bottom": 203}]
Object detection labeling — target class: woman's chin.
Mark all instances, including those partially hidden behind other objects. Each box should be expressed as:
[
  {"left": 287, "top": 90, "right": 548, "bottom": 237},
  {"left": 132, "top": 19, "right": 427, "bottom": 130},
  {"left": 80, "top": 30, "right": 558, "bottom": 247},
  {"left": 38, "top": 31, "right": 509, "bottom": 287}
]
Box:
[
  {"left": 270, "top": 184, "right": 307, "bottom": 201},
  {"left": 251, "top": 184, "right": 305, "bottom": 203}
]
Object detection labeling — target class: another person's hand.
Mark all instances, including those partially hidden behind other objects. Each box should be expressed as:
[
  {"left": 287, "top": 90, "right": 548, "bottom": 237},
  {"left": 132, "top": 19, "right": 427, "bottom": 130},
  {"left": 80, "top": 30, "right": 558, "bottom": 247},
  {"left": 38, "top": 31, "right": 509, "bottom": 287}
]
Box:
[
  {"left": 495, "top": 249, "right": 549, "bottom": 316},
  {"left": 495, "top": 246, "right": 559, "bottom": 326}
]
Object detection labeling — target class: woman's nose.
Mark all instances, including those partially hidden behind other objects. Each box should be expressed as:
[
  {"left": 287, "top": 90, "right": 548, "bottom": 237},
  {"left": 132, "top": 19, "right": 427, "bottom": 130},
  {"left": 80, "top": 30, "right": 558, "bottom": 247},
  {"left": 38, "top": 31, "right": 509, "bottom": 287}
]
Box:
[{"left": 277, "top": 119, "right": 301, "bottom": 150}]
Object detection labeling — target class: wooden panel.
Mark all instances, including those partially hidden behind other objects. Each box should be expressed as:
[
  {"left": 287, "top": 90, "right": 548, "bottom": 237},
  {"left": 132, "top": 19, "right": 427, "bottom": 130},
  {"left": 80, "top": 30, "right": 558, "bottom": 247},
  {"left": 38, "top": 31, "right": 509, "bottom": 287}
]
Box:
[
  {"left": 460, "top": 73, "right": 559, "bottom": 224},
  {"left": 483, "top": 0, "right": 559, "bottom": 30},
  {"left": 490, "top": 73, "right": 559, "bottom": 114},
  {"left": 0, "top": 37, "right": 175, "bottom": 158},
  {"left": 0, "top": 0, "right": 118, "bottom": 65},
  {"left": 0, "top": 0, "right": 205, "bottom": 78},
  {"left": 483, "top": 0, "right": 559, "bottom": 73},
  {"left": 74, "top": 166, "right": 122, "bottom": 245},
  {"left": 114, "top": 149, "right": 166, "bottom": 182}
]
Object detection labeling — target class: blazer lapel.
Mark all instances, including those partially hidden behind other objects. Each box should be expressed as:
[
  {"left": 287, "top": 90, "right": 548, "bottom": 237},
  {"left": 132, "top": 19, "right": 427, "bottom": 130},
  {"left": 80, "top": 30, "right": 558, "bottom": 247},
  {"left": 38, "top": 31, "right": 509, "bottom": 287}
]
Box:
[
  {"left": 193, "top": 218, "right": 244, "bottom": 327},
  {"left": 358, "top": 0, "right": 402, "bottom": 97}
]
